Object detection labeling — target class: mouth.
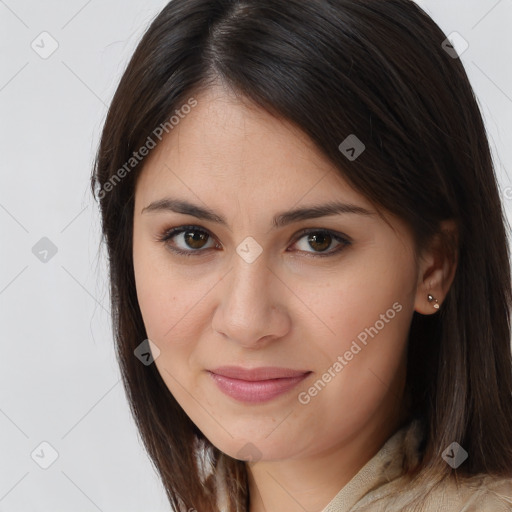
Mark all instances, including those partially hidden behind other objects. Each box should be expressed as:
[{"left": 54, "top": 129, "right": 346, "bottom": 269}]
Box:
[{"left": 207, "top": 366, "right": 312, "bottom": 403}]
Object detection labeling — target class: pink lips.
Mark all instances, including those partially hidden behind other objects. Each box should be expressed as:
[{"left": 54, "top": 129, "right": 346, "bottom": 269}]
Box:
[{"left": 208, "top": 366, "right": 311, "bottom": 403}]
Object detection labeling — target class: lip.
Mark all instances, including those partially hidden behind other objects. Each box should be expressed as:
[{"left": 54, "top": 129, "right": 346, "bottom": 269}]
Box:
[{"left": 207, "top": 366, "right": 312, "bottom": 403}]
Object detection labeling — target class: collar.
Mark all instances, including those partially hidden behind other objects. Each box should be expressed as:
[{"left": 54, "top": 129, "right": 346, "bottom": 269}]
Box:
[{"left": 321, "top": 418, "right": 425, "bottom": 512}]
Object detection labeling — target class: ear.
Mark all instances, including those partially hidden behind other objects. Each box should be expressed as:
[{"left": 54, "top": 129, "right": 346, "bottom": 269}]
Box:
[{"left": 414, "top": 219, "right": 458, "bottom": 315}]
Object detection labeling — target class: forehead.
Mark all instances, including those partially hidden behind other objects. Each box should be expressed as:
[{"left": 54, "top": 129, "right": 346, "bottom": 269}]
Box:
[{"left": 135, "top": 86, "right": 374, "bottom": 214}]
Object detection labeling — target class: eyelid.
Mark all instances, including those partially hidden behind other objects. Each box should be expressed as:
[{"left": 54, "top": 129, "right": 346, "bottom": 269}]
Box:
[{"left": 156, "top": 225, "right": 352, "bottom": 257}]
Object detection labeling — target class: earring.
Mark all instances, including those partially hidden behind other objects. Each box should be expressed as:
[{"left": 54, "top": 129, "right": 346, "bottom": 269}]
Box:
[{"left": 427, "top": 294, "right": 440, "bottom": 309}]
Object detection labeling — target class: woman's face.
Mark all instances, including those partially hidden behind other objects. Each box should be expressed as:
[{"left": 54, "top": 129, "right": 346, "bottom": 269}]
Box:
[{"left": 132, "top": 86, "right": 423, "bottom": 461}]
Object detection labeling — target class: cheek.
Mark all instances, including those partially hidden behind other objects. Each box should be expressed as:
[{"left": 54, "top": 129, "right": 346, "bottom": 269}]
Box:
[
  {"left": 293, "top": 249, "right": 416, "bottom": 354},
  {"left": 133, "top": 233, "right": 204, "bottom": 344},
  {"left": 132, "top": 247, "right": 223, "bottom": 408},
  {"left": 133, "top": 257, "right": 208, "bottom": 405},
  {"left": 289, "top": 287, "right": 413, "bottom": 452},
  {"left": 292, "top": 249, "right": 416, "bottom": 406},
  {"left": 135, "top": 270, "right": 204, "bottom": 350}
]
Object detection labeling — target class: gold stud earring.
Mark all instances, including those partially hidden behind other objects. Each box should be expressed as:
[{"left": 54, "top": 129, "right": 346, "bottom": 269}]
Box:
[{"left": 427, "top": 294, "right": 440, "bottom": 309}]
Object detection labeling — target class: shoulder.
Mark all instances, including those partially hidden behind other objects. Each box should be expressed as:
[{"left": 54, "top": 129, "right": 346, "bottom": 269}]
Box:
[
  {"left": 354, "top": 472, "right": 512, "bottom": 512},
  {"left": 417, "top": 473, "right": 512, "bottom": 512}
]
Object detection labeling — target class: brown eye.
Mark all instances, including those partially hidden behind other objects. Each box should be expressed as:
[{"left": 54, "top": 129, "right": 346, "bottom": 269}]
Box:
[
  {"left": 291, "top": 229, "right": 349, "bottom": 256},
  {"left": 158, "top": 226, "right": 350, "bottom": 259},
  {"left": 182, "top": 230, "right": 210, "bottom": 249},
  {"left": 306, "top": 232, "right": 332, "bottom": 252},
  {"left": 158, "top": 226, "right": 218, "bottom": 256}
]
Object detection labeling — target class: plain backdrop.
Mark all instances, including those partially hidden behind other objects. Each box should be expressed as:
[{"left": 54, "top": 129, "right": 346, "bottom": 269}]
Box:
[{"left": 0, "top": 1, "right": 511, "bottom": 510}]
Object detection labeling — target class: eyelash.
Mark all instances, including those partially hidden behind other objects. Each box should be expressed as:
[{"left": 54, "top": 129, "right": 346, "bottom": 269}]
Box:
[{"left": 155, "top": 225, "right": 352, "bottom": 259}]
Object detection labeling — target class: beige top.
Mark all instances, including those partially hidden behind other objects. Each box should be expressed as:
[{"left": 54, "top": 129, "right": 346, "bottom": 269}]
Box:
[
  {"left": 213, "top": 419, "right": 512, "bottom": 511},
  {"left": 321, "top": 419, "right": 512, "bottom": 512}
]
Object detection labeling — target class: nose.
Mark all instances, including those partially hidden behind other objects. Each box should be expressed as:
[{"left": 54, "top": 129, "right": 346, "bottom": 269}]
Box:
[{"left": 211, "top": 255, "right": 291, "bottom": 349}]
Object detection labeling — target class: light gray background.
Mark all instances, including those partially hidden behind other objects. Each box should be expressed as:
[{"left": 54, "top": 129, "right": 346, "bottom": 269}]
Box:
[{"left": 1, "top": 1, "right": 511, "bottom": 511}]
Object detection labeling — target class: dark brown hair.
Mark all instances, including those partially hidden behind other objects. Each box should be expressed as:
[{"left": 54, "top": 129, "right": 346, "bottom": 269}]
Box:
[{"left": 90, "top": 0, "right": 512, "bottom": 510}]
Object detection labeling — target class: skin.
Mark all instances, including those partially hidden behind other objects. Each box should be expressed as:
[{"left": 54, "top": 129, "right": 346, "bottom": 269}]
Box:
[{"left": 132, "top": 85, "right": 457, "bottom": 512}]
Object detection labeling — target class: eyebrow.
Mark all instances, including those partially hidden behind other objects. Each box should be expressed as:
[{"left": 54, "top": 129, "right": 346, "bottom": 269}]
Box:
[{"left": 141, "top": 197, "right": 375, "bottom": 229}]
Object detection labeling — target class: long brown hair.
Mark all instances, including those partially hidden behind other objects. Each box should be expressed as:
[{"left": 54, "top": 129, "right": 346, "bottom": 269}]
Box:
[{"left": 90, "top": 0, "right": 512, "bottom": 510}]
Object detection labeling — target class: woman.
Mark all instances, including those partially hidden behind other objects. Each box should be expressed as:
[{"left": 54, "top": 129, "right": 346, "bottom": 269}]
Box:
[{"left": 91, "top": 0, "right": 512, "bottom": 510}]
